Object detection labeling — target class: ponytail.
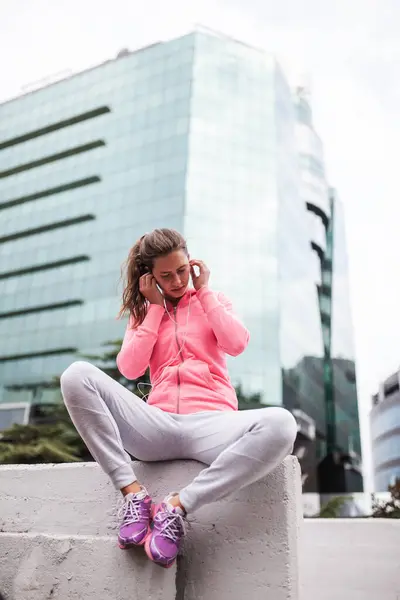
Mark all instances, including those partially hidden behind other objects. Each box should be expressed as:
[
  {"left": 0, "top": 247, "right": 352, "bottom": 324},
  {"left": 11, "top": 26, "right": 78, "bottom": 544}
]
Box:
[{"left": 118, "top": 237, "right": 148, "bottom": 328}]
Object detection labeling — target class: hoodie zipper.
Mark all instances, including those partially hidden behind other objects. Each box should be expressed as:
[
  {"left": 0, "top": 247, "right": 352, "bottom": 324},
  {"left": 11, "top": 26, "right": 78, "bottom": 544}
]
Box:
[{"left": 173, "top": 306, "right": 184, "bottom": 414}]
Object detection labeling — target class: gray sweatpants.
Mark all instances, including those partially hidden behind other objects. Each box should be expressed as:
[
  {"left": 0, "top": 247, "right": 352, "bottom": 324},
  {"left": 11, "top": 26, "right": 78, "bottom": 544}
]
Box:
[{"left": 60, "top": 361, "right": 297, "bottom": 514}]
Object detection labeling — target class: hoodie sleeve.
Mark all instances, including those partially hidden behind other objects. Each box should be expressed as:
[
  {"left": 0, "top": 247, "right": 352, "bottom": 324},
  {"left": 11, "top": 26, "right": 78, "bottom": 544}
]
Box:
[
  {"left": 196, "top": 286, "right": 250, "bottom": 356},
  {"left": 116, "top": 304, "right": 165, "bottom": 379}
]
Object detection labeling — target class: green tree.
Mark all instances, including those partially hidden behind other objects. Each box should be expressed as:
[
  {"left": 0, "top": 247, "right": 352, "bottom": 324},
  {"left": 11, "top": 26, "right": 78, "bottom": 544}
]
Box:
[
  {"left": 0, "top": 403, "right": 90, "bottom": 464},
  {"left": 236, "top": 384, "right": 265, "bottom": 410},
  {"left": 316, "top": 496, "right": 348, "bottom": 518},
  {"left": 372, "top": 479, "right": 400, "bottom": 518}
]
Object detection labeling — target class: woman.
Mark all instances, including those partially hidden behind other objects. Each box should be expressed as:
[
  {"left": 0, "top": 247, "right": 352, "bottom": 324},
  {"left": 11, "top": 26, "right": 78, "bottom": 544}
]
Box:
[{"left": 61, "top": 228, "right": 297, "bottom": 568}]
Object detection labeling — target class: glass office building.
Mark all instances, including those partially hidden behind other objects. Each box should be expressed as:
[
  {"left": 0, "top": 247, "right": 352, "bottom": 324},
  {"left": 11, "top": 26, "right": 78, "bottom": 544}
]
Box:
[{"left": 0, "top": 29, "right": 361, "bottom": 490}]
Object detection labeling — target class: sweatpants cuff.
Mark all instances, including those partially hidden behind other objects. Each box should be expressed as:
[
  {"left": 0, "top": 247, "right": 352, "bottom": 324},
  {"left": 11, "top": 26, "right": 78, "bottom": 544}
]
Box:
[
  {"left": 179, "top": 487, "right": 196, "bottom": 515},
  {"left": 109, "top": 463, "right": 136, "bottom": 490}
]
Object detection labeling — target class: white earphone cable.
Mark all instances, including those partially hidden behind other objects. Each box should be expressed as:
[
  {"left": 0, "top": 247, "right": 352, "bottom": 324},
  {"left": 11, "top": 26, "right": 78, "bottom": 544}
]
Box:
[{"left": 137, "top": 293, "right": 192, "bottom": 401}]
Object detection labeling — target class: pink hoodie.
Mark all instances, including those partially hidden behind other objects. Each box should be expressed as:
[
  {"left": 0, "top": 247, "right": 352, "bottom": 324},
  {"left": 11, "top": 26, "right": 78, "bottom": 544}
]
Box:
[{"left": 117, "top": 286, "right": 250, "bottom": 414}]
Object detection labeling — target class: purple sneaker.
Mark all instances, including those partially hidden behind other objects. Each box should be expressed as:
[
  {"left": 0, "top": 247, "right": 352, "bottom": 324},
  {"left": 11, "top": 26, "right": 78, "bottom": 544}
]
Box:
[
  {"left": 144, "top": 495, "right": 186, "bottom": 568},
  {"left": 118, "top": 488, "right": 152, "bottom": 549}
]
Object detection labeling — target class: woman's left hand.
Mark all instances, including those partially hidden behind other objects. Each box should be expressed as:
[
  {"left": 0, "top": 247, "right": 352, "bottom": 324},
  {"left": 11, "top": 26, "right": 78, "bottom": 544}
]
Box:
[{"left": 189, "top": 259, "right": 210, "bottom": 291}]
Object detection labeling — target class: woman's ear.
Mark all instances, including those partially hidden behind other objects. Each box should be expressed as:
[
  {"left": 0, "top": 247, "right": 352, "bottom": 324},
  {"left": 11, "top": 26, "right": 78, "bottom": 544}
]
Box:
[{"left": 139, "top": 264, "right": 150, "bottom": 276}]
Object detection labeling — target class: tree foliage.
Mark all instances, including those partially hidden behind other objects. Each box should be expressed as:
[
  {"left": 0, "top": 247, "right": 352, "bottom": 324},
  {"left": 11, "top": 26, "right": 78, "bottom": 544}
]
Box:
[
  {"left": 372, "top": 478, "right": 400, "bottom": 518},
  {"left": 317, "top": 496, "right": 348, "bottom": 518},
  {"left": 236, "top": 383, "right": 264, "bottom": 410},
  {"left": 0, "top": 403, "right": 91, "bottom": 464}
]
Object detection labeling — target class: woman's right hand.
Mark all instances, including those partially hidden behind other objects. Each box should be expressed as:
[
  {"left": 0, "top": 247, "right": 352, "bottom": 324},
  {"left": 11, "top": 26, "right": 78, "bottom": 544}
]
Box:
[{"left": 139, "top": 274, "right": 164, "bottom": 306}]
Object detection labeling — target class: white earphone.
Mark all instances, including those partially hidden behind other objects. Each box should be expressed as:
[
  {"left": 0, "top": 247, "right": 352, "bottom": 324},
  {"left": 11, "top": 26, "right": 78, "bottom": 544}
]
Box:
[{"left": 137, "top": 293, "right": 192, "bottom": 401}]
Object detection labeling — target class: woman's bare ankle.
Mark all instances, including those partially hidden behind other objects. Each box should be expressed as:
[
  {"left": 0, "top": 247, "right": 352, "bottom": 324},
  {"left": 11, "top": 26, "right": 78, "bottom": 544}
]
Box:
[
  {"left": 121, "top": 481, "right": 142, "bottom": 496},
  {"left": 168, "top": 493, "right": 186, "bottom": 513}
]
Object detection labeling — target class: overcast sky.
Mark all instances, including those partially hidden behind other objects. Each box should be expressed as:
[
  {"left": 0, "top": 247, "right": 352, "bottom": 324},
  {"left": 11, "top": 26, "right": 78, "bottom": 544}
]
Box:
[{"left": 1, "top": 0, "right": 399, "bottom": 489}]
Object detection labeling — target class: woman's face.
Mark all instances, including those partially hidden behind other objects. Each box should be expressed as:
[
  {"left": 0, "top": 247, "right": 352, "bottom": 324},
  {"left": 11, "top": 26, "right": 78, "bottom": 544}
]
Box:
[{"left": 152, "top": 250, "right": 190, "bottom": 300}]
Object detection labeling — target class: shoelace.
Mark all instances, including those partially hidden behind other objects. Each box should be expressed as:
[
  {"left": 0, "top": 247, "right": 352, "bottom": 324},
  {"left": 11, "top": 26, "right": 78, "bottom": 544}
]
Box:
[
  {"left": 118, "top": 496, "right": 145, "bottom": 526},
  {"left": 155, "top": 509, "right": 187, "bottom": 542}
]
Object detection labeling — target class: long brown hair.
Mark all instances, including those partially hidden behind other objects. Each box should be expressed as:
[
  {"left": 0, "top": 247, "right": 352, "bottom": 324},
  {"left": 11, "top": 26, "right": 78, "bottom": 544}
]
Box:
[{"left": 118, "top": 228, "right": 187, "bottom": 328}]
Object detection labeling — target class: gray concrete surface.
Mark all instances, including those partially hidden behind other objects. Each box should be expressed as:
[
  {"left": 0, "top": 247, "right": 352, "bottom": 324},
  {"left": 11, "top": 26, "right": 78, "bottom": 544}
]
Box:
[
  {"left": 0, "top": 457, "right": 301, "bottom": 600},
  {"left": 180, "top": 457, "right": 301, "bottom": 600},
  {"left": 1, "top": 533, "right": 174, "bottom": 600},
  {"left": 301, "top": 519, "right": 400, "bottom": 600}
]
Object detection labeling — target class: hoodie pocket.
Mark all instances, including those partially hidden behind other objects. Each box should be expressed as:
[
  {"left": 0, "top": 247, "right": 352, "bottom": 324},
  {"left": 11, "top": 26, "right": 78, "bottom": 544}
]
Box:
[
  {"left": 188, "top": 359, "right": 215, "bottom": 389},
  {"left": 152, "top": 365, "right": 177, "bottom": 389}
]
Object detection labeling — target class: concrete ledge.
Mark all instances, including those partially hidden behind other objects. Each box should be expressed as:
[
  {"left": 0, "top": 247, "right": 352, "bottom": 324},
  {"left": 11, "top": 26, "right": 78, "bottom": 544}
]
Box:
[
  {"left": 301, "top": 519, "right": 400, "bottom": 600},
  {"left": 0, "top": 457, "right": 302, "bottom": 600},
  {"left": 1, "top": 533, "right": 174, "bottom": 600},
  {"left": 181, "top": 457, "right": 301, "bottom": 600}
]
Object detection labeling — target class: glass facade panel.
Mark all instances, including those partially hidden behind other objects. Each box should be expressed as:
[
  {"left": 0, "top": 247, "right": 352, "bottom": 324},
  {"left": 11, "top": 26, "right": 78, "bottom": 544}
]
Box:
[
  {"left": 374, "top": 434, "right": 400, "bottom": 466},
  {"left": 0, "top": 405, "right": 28, "bottom": 429},
  {"left": 372, "top": 402, "right": 400, "bottom": 438},
  {"left": 330, "top": 192, "right": 361, "bottom": 456}
]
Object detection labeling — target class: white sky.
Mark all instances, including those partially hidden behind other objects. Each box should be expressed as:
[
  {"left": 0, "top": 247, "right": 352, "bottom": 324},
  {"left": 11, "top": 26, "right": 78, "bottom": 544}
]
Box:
[{"left": 2, "top": 0, "right": 399, "bottom": 490}]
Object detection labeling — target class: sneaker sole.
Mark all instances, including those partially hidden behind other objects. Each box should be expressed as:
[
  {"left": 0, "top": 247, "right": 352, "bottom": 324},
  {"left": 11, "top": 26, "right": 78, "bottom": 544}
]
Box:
[
  {"left": 146, "top": 502, "right": 182, "bottom": 568},
  {"left": 144, "top": 536, "right": 176, "bottom": 569}
]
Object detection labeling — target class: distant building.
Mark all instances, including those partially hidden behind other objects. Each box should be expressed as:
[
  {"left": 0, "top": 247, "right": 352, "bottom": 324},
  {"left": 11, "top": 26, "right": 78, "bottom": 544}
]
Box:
[{"left": 371, "top": 370, "right": 400, "bottom": 491}]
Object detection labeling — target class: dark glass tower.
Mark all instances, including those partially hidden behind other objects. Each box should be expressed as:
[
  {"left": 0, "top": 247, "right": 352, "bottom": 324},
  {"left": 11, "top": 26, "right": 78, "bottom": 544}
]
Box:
[{"left": 293, "top": 87, "right": 363, "bottom": 493}]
